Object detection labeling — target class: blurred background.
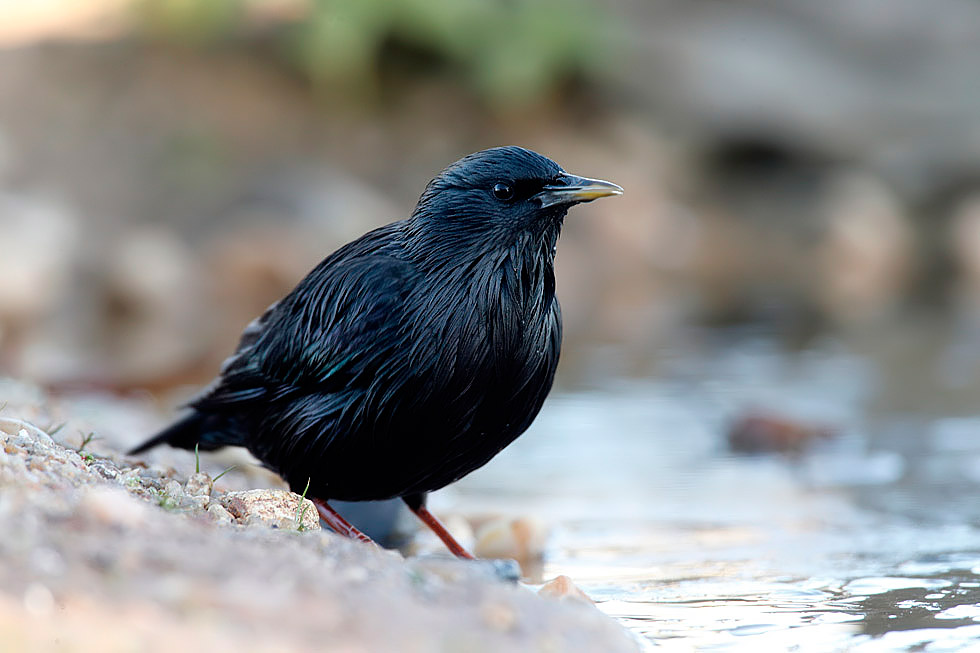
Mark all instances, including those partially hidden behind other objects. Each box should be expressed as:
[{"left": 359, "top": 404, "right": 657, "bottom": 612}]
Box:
[
  {"left": 5, "top": 0, "right": 980, "bottom": 399},
  {"left": 4, "top": 1, "right": 980, "bottom": 649}
]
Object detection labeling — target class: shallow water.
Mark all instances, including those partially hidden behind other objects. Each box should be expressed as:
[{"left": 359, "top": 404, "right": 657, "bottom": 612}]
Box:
[{"left": 446, "top": 338, "right": 980, "bottom": 651}]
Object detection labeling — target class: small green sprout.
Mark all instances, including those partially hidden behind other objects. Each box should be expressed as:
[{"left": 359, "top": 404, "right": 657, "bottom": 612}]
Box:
[
  {"left": 77, "top": 431, "right": 100, "bottom": 453},
  {"left": 295, "top": 477, "right": 312, "bottom": 532},
  {"left": 208, "top": 465, "right": 238, "bottom": 494},
  {"left": 46, "top": 422, "right": 66, "bottom": 437},
  {"left": 154, "top": 489, "right": 179, "bottom": 511}
]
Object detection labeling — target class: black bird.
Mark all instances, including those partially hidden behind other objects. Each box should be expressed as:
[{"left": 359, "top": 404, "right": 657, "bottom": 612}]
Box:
[{"left": 130, "top": 146, "right": 622, "bottom": 557}]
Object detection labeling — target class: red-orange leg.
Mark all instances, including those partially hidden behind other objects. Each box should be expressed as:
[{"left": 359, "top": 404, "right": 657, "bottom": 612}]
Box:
[
  {"left": 403, "top": 495, "right": 475, "bottom": 559},
  {"left": 312, "top": 498, "right": 375, "bottom": 545}
]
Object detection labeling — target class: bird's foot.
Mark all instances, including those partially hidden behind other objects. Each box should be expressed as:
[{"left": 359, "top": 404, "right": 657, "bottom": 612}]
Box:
[{"left": 312, "top": 498, "right": 375, "bottom": 545}]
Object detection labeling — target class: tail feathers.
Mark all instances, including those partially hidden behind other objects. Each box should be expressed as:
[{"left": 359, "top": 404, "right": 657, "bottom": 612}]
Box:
[{"left": 128, "top": 412, "right": 242, "bottom": 456}]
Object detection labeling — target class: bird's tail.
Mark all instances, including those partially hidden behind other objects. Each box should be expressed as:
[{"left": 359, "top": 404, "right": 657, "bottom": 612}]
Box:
[{"left": 128, "top": 412, "right": 241, "bottom": 455}]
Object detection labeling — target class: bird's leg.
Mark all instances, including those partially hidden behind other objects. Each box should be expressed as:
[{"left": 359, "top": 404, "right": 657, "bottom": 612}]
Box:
[
  {"left": 312, "top": 498, "right": 375, "bottom": 545},
  {"left": 403, "top": 493, "right": 475, "bottom": 559}
]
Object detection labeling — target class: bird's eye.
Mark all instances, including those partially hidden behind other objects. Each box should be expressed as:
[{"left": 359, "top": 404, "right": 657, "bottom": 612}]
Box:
[{"left": 492, "top": 182, "right": 515, "bottom": 201}]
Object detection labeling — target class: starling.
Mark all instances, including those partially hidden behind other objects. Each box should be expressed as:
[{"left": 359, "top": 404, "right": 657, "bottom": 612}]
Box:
[{"left": 130, "top": 146, "right": 622, "bottom": 557}]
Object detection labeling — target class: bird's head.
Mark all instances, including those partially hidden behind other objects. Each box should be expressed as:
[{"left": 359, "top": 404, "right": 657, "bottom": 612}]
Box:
[{"left": 407, "top": 146, "right": 622, "bottom": 264}]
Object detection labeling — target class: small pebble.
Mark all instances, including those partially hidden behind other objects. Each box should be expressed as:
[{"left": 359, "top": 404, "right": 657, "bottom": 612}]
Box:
[
  {"left": 88, "top": 460, "right": 119, "bottom": 480},
  {"left": 206, "top": 502, "right": 235, "bottom": 524},
  {"left": 185, "top": 472, "right": 211, "bottom": 497},
  {"left": 185, "top": 495, "right": 209, "bottom": 511},
  {"left": 162, "top": 479, "right": 183, "bottom": 502}
]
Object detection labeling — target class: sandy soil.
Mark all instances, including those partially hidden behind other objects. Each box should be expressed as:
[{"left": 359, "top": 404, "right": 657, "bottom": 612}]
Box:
[{"left": 0, "top": 379, "right": 639, "bottom": 653}]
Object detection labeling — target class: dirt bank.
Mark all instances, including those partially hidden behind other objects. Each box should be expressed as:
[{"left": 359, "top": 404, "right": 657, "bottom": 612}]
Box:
[{"left": 0, "top": 380, "right": 639, "bottom": 653}]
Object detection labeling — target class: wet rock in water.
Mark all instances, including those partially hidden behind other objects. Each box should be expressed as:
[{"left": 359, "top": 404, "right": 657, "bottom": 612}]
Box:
[
  {"left": 727, "top": 412, "right": 835, "bottom": 455},
  {"left": 538, "top": 575, "right": 594, "bottom": 606},
  {"left": 474, "top": 517, "right": 548, "bottom": 575},
  {"left": 220, "top": 489, "right": 320, "bottom": 531}
]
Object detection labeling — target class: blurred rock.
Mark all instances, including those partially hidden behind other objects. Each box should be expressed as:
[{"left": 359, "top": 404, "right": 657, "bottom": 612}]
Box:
[
  {"left": 615, "top": 0, "right": 980, "bottom": 197},
  {"left": 0, "top": 192, "right": 78, "bottom": 321},
  {"left": 221, "top": 489, "right": 320, "bottom": 531},
  {"left": 474, "top": 517, "right": 548, "bottom": 577},
  {"left": 78, "top": 486, "right": 150, "bottom": 529},
  {"left": 949, "top": 193, "right": 980, "bottom": 313},
  {"left": 816, "top": 173, "right": 913, "bottom": 326},
  {"left": 97, "top": 227, "right": 207, "bottom": 382},
  {"left": 0, "top": 192, "right": 79, "bottom": 367},
  {"left": 204, "top": 223, "right": 323, "bottom": 337},
  {"left": 15, "top": 225, "right": 209, "bottom": 388},
  {"left": 728, "top": 412, "right": 835, "bottom": 455},
  {"left": 538, "top": 575, "right": 594, "bottom": 606}
]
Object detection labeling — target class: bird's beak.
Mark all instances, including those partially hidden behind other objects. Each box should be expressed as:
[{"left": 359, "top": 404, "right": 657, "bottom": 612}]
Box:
[{"left": 534, "top": 173, "right": 624, "bottom": 209}]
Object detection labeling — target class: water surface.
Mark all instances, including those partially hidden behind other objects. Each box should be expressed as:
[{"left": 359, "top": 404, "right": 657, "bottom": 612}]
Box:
[{"left": 447, "top": 339, "right": 980, "bottom": 651}]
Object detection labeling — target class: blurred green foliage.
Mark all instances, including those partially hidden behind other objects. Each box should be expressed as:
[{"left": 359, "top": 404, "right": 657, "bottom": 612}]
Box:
[
  {"left": 137, "top": 0, "right": 243, "bottom": 44},
  {"left": 134, "top": 0, "right": 610, "bottom": 109}
]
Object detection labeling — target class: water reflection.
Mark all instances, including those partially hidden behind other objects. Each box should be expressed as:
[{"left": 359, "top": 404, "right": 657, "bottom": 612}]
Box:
[
  {"left": 855, "top": 571, "right": 980, "bottom": 636},
  {"left": 444, "top": 339, "right": 980, "bottom": 650}
]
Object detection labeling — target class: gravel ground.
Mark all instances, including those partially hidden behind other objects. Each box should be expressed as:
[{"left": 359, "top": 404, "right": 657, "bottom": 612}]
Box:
[{"left": 0, "top": 380, "right": 639, "bottom": 652}]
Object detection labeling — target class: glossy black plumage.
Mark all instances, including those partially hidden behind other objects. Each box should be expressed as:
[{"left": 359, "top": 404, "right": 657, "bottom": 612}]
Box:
[{"left": 132, "top": 147, "right": 621, "bottom": 511}]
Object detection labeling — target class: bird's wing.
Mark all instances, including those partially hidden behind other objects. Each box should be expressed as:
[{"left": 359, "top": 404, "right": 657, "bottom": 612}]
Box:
[
  {"left": 256, "top": 253, "right": 415, "bottom": 390},
  {"left": 193, "top": 229, "right": 415, "bottom": 409}
]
